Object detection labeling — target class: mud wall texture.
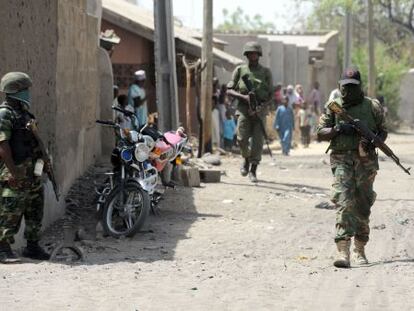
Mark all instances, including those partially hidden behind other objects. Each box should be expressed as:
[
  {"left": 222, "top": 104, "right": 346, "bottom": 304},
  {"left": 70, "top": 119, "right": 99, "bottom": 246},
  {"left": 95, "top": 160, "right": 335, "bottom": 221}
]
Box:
[{"left": 0, "top": 0, "right": 102, "bottom": 243}]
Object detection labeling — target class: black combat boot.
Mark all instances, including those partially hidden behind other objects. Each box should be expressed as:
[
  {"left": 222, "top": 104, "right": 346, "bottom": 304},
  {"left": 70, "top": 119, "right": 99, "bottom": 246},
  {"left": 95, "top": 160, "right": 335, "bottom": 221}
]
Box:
[
  {"left": 249, "top": 164, "right": 258, "bottom": 183},
  {"left": 0, "top": 240, "right": 20, "bottom": 264},
  {"left": 22, "top": 240, "right": 50, "bottom": 261},
  {"left": 240, "top": 158, "right": 250, "bottom": 177}
]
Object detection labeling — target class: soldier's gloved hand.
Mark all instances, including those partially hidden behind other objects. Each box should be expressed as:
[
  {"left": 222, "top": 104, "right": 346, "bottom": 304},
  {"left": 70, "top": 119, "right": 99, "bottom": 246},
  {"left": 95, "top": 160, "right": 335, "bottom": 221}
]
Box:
[
  {"left": 360, "top": 136, "right": 375, "bottom": 153},
  {"left": 335, "top": 123, "right": 355, "bottom": 135}
]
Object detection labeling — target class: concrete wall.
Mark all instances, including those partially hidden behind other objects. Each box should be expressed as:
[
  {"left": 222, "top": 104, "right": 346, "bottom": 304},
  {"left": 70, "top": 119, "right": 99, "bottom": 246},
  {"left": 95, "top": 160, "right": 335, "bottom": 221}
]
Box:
[
  {"left": 0, "top": 0, "right": 101, "bottom": 244},
  {"left": 283, "top": 44, "right": 297, "bottom": 86},
  {"left": 98, "top": 47, "right": 115, "bottom": 158},
  {"left": 399, "top": 69, "right": 414, "bottom": 123},
  {"left": 268, "top": 40, "right": 284, "bottom": 85},
  {"left": 296, "top": 46, "right": 309, "bottom": 93},
  {"left": 316, "top": 34, "right": 340, "bottom": 102}
]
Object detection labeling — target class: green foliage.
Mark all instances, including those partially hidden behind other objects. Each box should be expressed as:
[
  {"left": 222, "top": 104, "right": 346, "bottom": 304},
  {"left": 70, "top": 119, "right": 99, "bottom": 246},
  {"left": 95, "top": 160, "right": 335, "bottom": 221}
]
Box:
[
  {"left": 304, "top": 0, "right": 414, "bottom": 123},
  {"left": 352, "top": 43, "right": 410, "bottom": 122},
  {"left": 215, "top": 7, "right": 276, "bottom": 33}
]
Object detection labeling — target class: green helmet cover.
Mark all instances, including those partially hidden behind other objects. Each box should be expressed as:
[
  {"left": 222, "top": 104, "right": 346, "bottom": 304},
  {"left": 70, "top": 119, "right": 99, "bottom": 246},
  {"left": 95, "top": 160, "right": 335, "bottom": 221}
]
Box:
[
  {"left": 243, "top": 41, "right": 262, "bottom": 56},
  {"left": 0, "top": 72, "right": 32, "bottom": 94}
]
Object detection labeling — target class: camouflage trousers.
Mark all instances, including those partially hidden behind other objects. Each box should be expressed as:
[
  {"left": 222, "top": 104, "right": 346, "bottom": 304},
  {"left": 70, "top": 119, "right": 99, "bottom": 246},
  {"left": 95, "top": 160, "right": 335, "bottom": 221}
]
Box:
[
  {"left": 0, "top": 184, "right": 44, "bottom": 244},
  {"left": 330, "top": 151, "right": 378, "bottom": 243},
  {"left": 237, "top": 114, "right": 265, "bottom": 164}
]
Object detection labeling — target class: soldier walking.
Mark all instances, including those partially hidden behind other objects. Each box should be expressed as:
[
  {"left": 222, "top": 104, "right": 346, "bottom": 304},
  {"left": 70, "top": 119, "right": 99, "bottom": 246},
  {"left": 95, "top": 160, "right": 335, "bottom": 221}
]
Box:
[
  {"left": 0, "top": 72, "right": 50, "bottom": 263},
  {"left": 317, "top": 68, "right": 387, "bottom": 268},
  {"left": 226, "top": 42, "right": 273, "bottom": 182}
]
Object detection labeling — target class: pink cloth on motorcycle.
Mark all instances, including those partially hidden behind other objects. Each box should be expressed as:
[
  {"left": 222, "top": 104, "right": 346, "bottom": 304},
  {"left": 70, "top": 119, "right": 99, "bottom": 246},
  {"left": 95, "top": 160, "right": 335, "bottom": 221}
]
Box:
[{"left": 164, "top": 132, "right": 182, "bottom": 145}]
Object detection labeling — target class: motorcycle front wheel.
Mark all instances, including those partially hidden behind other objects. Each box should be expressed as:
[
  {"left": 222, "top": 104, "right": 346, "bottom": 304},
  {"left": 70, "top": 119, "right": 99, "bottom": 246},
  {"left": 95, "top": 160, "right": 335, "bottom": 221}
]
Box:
[{"left": 102, "top": 181, "right": 150, "bottom": 238}]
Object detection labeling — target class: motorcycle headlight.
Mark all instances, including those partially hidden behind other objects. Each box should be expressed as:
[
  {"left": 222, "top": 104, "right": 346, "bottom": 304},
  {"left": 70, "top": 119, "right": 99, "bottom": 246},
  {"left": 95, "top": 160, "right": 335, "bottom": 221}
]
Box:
[
  {"left": 142, "top": 135, "right": 155, "bottom": 150},
  {"left": 120, "top": 148, "right": 133, "bottom": 162},
  {"left": 134, "top": 143, "right": 150, "bottom": 162}
]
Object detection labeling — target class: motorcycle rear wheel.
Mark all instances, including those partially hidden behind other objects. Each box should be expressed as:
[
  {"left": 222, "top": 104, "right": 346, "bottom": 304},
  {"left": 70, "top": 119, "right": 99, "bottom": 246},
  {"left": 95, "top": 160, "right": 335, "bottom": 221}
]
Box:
[{"left": 102, "top": 181, "right": 150, "bottom": 238}]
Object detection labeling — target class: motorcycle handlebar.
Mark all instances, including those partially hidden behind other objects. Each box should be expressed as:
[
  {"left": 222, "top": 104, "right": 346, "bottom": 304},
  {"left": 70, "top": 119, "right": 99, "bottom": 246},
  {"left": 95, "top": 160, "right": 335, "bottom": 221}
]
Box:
[
  {"left": 112, "top": 106, "right": 135, "bottom": 118},
  {"left": 96, "top": 120, "right": 117, "bottom": 127}
]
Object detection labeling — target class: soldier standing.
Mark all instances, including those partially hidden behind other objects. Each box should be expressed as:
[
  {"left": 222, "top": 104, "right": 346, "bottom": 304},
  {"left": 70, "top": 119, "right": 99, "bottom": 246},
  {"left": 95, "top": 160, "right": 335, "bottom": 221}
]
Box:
[
  {"left": 0, "top": 72, "right": 50, "bottom": 263},
  {"left": 226, "top": 42, "right": 273, "bottom": 182},
  {"left": 317, "top": 68, "right": 387, "bottom": 268}
]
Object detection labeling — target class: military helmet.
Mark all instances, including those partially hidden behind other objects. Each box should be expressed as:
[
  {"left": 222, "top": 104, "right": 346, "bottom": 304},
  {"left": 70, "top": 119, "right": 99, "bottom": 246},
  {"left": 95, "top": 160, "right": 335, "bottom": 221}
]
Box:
[
  {"left": 243, "top": 41, "right": 262, "bottom": 56},
  {"left": 0, "top": 72, "right": 32, "bottom": 94}
]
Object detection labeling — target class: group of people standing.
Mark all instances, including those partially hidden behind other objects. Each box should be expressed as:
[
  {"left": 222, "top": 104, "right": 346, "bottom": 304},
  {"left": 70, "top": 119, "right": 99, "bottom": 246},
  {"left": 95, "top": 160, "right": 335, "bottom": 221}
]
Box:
[{"left": 273, "top": 82, "right": 322, "bottom": 156}]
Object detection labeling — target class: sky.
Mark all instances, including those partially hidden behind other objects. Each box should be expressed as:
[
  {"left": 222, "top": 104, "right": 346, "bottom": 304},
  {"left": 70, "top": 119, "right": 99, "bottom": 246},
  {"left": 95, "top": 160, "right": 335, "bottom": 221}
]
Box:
[{"left": 135, "top": 0, "right": 313, "bottom": 32}]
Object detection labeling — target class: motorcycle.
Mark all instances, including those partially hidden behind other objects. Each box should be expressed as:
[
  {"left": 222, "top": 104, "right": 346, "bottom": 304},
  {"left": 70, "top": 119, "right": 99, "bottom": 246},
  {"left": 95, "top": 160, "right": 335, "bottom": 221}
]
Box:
[{"left": 95, "top": 106, "right": 188, "bottom": 238}]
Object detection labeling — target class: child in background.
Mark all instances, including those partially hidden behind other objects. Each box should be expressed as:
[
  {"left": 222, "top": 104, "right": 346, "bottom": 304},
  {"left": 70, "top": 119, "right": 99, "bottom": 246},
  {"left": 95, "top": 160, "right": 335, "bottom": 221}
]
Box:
[
  {"left": 298, "top": 101, "right": 311, "bottom": 148},
  {"left": 223, "top": 110, "right": 237, "bottom": 152}
]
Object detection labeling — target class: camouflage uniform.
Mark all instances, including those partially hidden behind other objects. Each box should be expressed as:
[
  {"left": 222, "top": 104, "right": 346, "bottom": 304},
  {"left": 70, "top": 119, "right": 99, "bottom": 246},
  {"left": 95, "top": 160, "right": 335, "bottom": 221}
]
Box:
[
  {"left": 318, "top": 96, "right": 386, "bottom": 243},
  {"left": 228, "top": 45, "right": 273, "bottom": 164},
  {"left": 0, "top": 101, "right": 44, "bottom": 244}
]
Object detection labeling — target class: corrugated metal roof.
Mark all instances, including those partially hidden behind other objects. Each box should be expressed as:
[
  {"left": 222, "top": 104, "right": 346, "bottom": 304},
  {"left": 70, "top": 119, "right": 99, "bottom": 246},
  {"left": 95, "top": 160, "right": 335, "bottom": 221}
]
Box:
[{"left": 102, "top": 0, "right": 242, "bottom": 71}]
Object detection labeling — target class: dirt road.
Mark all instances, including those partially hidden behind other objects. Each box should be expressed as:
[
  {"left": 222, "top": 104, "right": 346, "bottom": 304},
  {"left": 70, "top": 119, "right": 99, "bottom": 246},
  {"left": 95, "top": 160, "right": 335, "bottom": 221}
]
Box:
[{"left": 1, "top": 132, "right": 413, "bottom": 311}]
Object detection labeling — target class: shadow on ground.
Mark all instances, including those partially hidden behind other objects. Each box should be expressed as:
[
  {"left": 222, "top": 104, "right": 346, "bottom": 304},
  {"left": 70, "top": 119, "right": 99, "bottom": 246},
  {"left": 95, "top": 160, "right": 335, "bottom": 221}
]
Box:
[{"left": 41, "top": 162, "right": 221, "bottom": 265}]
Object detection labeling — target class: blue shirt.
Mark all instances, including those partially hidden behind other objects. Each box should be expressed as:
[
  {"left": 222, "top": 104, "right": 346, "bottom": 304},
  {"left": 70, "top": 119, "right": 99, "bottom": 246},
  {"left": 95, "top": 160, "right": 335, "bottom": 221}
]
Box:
[
  {"left": 274, "top": 105, "right": 295, "bottom": 131},
  {"left": 223, "top": 118, "right": 236, "bottom": 140}
]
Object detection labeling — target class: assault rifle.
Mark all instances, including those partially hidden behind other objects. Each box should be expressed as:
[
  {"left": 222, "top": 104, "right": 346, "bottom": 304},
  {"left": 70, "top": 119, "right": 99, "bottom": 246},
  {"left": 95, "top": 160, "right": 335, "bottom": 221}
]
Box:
[
  {"left": 26, "top": 120, "right": 60, "bottom": 200},
  {"left": 241, "top": 74, "right": 273, "bottom": 159},
  {"left": 328, "top": 101, "right": 411, "bottom": 175}
]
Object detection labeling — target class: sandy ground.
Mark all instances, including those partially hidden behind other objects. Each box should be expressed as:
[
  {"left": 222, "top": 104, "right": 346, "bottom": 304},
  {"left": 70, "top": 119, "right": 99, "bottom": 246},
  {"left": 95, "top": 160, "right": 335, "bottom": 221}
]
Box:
[{"left": 1, "top": 131, "right": 414, "bottom": 311}]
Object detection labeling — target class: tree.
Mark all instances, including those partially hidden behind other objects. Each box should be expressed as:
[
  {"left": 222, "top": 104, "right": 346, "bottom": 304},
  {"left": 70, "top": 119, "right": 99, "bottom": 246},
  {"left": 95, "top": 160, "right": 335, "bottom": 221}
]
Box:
[
  {"left": 303, "top": 0, "right": 414, "bottom": 59},
  {"left": 215, "top": 7, "right": 276, "bottom": 33},
  {"left": 302, "top": 0, "right": 412, "bottom": 123},
  {"left": 377, "top": 0, "right": 414, "bottom": 35}
]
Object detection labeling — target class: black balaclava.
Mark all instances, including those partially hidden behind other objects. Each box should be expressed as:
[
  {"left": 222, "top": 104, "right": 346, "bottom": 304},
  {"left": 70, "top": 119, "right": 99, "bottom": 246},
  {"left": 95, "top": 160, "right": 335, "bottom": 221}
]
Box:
[{"left": 340, "top": 84, "right": 364, "bottom": 106}]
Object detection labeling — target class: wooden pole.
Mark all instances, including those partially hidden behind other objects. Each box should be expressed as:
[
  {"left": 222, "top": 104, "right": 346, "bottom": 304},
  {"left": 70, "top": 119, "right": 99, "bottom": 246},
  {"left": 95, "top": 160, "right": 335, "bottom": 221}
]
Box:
[
  {"left": 343, "top": 10, "right": 352, "bottom": 70},
  {"left": 182, "top": 56, "right": 200, "bottom": 137},
  {"left": 200, "top": 0, "right": 213, "bottom": 154},
  {"left": 367, "top": 0, "right": 376, "bottom": 98}
]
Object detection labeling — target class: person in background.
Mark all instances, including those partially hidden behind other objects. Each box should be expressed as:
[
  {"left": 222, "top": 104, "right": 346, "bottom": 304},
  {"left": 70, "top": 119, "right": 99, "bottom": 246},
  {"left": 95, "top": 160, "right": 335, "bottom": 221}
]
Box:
[
  {"left": 223, "top": 110, "right": 237, "bottom": 152},
  {"left": 226, "top": 41, "right": 273, "bottom": 183},
  {"left": 308, "top": 81, "right": 322, "bottom": 115},
  {"left": 273, "top": 83, "right": 283, "bottom": 109},
  {"left": 113, "top": 85, "right": 119, "bottom": 106},
  {"left": 211, "top": 98, "right": 221, "bottom": 149},
  {"left": 298, "top": 101, "right": 311, "bottom": 148},
  {"left": 274, "top": 95, "right": 295, "bottom": 156},
  {"left": 308, "top": 105, "right": 318, "bottom": 140},
  {"left": 286, "top": 85, "right": 299, "bottom": 108},
  {"left": 218, "top": 83, "right": 228, "bottom": 147},
  {"left": 128, "top": 70, "right": 147, "bottom": 128},
  {"left": 295, "top": 84, "right": 305, "bottom": 103}
]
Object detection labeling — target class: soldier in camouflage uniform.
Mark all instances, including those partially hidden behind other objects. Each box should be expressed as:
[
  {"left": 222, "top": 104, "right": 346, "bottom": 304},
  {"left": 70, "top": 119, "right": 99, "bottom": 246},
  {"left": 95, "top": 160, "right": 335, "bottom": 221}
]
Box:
[
  {"left": 0, "top": 72, "right": 50, "bottom": 263},
  {"left": 226, "top": 42, "right": 273, "bottom": 182},
  {"left": 317, "top": 68, "right": 387, "bottom": 268}
]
